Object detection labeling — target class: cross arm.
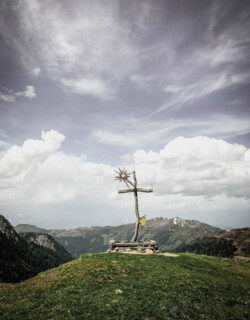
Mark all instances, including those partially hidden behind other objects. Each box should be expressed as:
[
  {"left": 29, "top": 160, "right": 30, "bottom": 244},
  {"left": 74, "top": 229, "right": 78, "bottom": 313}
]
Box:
[
  {"left": 137, "top": 188, "right": 153, "bottom": 193},
  {"left": 118, "top": 189, "right": 134, "bottom": 194}
]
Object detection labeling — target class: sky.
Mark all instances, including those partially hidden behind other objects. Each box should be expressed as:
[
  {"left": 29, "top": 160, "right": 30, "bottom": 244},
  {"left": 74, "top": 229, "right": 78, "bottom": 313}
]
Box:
[{"left": 0, "top": 0, "right": 250, "bottom": 229}]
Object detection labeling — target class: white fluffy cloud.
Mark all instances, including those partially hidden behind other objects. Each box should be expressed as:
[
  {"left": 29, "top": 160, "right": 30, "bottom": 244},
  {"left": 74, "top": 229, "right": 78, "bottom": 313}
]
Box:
[
  {"left": 0, "top": 85, "right": 36, "bottom": 102},
  {"left": 0, "top": 92, "right": 16, "bottom": 102},
  {"left": 0, "top": 130, "right": 114, "bottom": 209},
  {"left": 0, "top": 130, "right": 65, "bottom": 179},
  {"left": 0, "top": 131, "right": 249, "bottom": 228},
  {"left": 131, "top": 136, "right": 250, "bottom": 199},
  {"left": 15, "top": 85, "right": 37, "bottom": 99}
]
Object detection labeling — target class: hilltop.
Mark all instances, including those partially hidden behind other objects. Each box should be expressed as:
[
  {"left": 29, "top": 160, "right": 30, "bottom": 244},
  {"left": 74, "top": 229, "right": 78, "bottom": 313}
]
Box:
[
  {"left": 0, "top": 253, "right": 249, "bottom": 319},
  {"left": 15, "top": 224, "right": 49, "bottom": 234},
  {"left": 15, "top": 217, "right": 223, "bottom": 257}
]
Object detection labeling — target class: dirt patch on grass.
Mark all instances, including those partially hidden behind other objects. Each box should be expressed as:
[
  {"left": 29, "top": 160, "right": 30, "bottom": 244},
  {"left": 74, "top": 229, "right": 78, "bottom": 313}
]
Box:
[
  {"left": 120, "top": 251, "right": 179, "bottom": 257},
  {"left": 0, "top": 283, "right": 16, "bottom": 290},
  {"left": 161, "top": 252, "right": 179, "bottom": 257},
  {"left": 234, "top": 256, "right": 250, "bottom": 262}
]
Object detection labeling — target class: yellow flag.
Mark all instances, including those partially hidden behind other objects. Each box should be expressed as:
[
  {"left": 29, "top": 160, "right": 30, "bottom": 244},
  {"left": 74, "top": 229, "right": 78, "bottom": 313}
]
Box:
[{"left": 140, "top": 217, "right": 146, "bottom": 226}]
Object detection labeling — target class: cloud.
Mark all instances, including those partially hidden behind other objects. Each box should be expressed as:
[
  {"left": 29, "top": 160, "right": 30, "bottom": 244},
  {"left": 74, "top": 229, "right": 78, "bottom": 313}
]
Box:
[
  {"left": 0, "top": 130, "right": 65, "bottom": 179},
  {"left": 60, "top": 77, "right": 112, "bottom": 100},
  {"left": 1, "top": 0, "right": 249, "bottom": 107},
  {"left": 152, "top": 72, "right": 250, "bottom": 116},
  {"left": 130, "top": 2, "right": 250, "bottom": 115},
  {"left": 3, "top": 0, "right": 137, "bottom": 100},
  {"left": 93, "top": 115, "right": 250, "bottom": 148},
  {"left": 164, "top": 86, "right": 181, "bottom": 93},
  {"left": 0, "top": 130, "right": 113, "bottom": 207},
  {"left": 130, "top": 136, "right": 250, "bottom": 200},
  {"left": 0, "top": 131, "right": 249, "bottom": 228},
  {"left": 15, "top": 85, "right": 36, "bottom": 99},
  {"left": 0, "top": 92, "right": 15, "bottom": 102},
  {"left": 0, "top": 85, "right": 37, "bottom": 102},
  {"left": 0, "top": 140, "right": 10, "bottom": 149},
  {"left": 32, "top": 67, "right": 41, "bottom": 76}
]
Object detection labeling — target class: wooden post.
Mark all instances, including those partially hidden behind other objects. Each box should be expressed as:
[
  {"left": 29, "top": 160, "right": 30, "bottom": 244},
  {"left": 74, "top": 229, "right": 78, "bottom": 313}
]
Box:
[{"left": 132, "top": 171, "right": 140, "bottom": 242}]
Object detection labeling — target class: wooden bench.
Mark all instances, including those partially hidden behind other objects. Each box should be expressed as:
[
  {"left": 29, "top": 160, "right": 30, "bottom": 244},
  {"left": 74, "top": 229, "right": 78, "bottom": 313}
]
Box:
[{"left": 109, "top": 240, "right": 158, "bottom": 251}]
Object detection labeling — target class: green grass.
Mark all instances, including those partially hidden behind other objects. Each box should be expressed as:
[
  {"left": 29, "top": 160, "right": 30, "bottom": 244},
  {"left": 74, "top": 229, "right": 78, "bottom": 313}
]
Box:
[{"left": 0, "top": 253, "right": 249, "bottom": 319}]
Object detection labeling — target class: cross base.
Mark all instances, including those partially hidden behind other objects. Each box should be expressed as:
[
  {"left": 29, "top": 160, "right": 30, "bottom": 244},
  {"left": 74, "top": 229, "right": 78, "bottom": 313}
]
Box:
[{"left": 108, "top": 240, "right": 159, "bottom": 253}]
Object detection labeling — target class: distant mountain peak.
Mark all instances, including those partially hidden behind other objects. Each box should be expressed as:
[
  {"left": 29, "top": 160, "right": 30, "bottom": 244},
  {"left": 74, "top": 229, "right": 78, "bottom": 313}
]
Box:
[
  {"left": 173, "top": 217, "right": 186, "bottom": 226},
  {"left": 0, "top": 215, "right": 20, "bottom": 242},
  {"left": 146, "top": 216, "right": 206, "bottom": 229},
  {"left": 172, "top": 217, "right": 202, "bottom": 228}
]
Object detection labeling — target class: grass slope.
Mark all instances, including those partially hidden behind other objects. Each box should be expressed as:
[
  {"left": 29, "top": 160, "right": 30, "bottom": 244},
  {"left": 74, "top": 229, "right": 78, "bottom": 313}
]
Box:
[{"left": 0, "top": 253, "right": 249, "bottom": 320}]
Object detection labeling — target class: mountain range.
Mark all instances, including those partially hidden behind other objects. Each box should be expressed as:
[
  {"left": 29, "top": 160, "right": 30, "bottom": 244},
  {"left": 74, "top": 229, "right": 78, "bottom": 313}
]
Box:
[
  {"left": 15, "top": 216, "right": 249, "bottom": 257},
  {"left": 2, "top": 214, "right": 249, "bottom": 284}
]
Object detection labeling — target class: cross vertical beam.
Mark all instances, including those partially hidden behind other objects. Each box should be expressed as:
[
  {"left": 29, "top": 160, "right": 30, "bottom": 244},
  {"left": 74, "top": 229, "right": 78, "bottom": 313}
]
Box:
[{"left": 132, "top": 171, "right": 140, "bottom": 242}]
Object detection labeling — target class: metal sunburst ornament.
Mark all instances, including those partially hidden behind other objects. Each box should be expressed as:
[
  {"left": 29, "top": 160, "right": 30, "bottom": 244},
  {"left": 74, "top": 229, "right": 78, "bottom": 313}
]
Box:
[{"left": 115, "top": 168, "right": 132, "bottom": 188}]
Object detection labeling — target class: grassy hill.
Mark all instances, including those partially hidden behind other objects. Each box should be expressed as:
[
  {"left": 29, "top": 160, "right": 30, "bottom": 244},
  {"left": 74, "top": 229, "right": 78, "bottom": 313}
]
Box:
[{"left": 0, "top": 253, "right": 249, "bottom": 319}]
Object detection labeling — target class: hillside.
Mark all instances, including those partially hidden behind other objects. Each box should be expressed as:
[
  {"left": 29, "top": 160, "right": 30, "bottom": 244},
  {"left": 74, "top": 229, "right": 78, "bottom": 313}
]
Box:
[
  {"left": 215, "top": 228, "right": 250, "bottom": 257},
  {"left": 176, "top": 237, "right": 237, "bottom": 257},
  {"left": 15, "top": 217, "right": 222, "bottom": 257},
  {"left": 0, "top": 253, "right": 249, "bottom": 320},
  {"left": 0, "top": 215, "right": 72, "bottom": 283},
  {"left": 20, "top": 232, "right": 72, "bottom": 264}
]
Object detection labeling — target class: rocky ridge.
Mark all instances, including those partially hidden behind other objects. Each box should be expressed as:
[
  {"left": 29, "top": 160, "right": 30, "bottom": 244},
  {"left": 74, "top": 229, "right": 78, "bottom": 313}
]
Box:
[
  {"left": 0, "top": 215, "right": 72, "bottom": 283},
  {"left": 0, "top": 215, "right": 20, "bottom": 242},
  {"left": 21, "top": 233, "right": 57, "bottom": 251}
]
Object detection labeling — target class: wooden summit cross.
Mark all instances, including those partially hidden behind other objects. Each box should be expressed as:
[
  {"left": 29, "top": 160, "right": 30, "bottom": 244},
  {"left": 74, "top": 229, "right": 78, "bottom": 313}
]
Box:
[{"left": 115, "top": 168, "right": 153, "bottom": 242}]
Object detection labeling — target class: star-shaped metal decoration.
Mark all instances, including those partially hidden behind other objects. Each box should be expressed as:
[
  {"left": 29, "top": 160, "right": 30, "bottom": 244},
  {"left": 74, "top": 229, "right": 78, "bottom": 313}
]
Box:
[{"left": 115, "top": 168, "right": 132, "bottom": 189}]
